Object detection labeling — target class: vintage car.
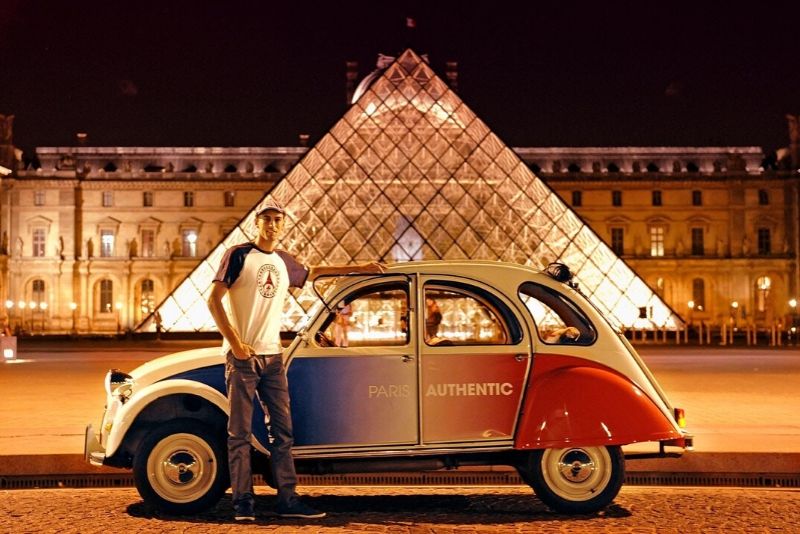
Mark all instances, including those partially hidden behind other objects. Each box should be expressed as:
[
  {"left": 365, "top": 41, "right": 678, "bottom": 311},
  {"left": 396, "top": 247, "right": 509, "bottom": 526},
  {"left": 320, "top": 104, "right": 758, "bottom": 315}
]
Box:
[{"left": 85, "top": 260, "right": 691, "bottom": 515}]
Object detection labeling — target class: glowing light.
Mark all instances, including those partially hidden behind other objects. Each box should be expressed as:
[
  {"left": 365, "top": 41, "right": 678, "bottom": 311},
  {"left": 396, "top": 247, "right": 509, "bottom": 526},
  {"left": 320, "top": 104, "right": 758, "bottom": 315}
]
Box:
[
  {"left": 687, "top": 300, "right": 694, "bottom": 309},
  {"left": 4, "top": 300, "right": 11, "bottom": 309},
  {"left": 69, "top": 302, "right": 78, "bottom": 311},
  {"left": 17, "top": 301, "right": 25, "bottom": 310},
  {"left": 3, "top": 349, "right": 14, "bottom": 360},
  {"left": 790, "top": 298, "right": 797, "bottom": 309},
  {"left": 731, "top": 301, "right": 739, "bottom": 309}
]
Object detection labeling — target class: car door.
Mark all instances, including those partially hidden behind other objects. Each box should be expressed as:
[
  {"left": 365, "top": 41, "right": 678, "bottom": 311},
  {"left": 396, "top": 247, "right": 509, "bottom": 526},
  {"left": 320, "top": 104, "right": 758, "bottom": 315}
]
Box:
[
  {"left": 419, "top": 276, "right": 532, "bottom": 445},
  {"left": 287, "top": 275, "right": 419, "bottom": 448}
]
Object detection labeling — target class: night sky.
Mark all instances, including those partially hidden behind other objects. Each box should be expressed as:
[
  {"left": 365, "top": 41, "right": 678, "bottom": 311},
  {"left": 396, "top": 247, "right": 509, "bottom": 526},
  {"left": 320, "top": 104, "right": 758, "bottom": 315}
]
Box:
[{"left": 2, "top": 1, "right": 799, "bottom": 159}]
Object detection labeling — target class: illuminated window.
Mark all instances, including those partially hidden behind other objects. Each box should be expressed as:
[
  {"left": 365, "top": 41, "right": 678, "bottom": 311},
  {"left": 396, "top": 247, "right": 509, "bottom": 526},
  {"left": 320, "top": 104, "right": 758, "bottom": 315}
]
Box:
[
  {"left": 692, "top": 190, "right": 703, "bottom": 206},
  {"left": 652, "top": 190, "right": 662, "bottom": 206},
  {"left": 611, "top": 228, "right": 624, "bottom": 255},
  {"left": 571, "top": 191, "right": 582, "bottom": 207},
  {"left": 140, "top": 279, "right": 155, "bottom": 315},
  {"left": 758, "top": 189, "right": 769, "bottom": 206},
  {"left": 182, "top": 230, "right": 198, "bottom": 257},
  {"left": 32, "top": 279, "right": 46, "bottom": 305},
  {"left": 32, "top": 228, "right": 46, "bottom": 257},
  {"left": 318, "top": 283, "right": 409, "bottom": 347},
  {"left": 692, "top": 278, "right": 705, "bottom": 311},
  {"left": 143, "top": 191, "right": 154, "bottom": 207},
  {"left": 757, "top": 228, "right": 771, "bottom": 255},
  {"left": 612, "top": 190, "right": 622, "bottom": 207},
  {"left": 141, "top": 229, "right": 155, "bottom": 257},
  {"left": 655, "top": 277, "right": 665, "bottom": 297},
  {"left": 756, "top": 276, "right": 771, "bottom": 313},
  {"left": 99, "top": 280, "right": 113, "bottom": 313},
  {"left": 33, "top": 191, "right": 45, "bottom": 206},
  {"left": 650, "top": 226, "right": 665, "bottom": 257},
  {"left": 422, "top": 284, "right": 517, "bottom": 346},
  {"left": 224, "top": 191, "right": 236, "bottom": 207},
  {"left": 520, "top": 283, "right": 596, "bottom": 345},
  {"left": 102, "top": 191, "right": 113, "bottom": 207},
  {"left": 691, "top": 228, "right": 704, "bottom": 256},
  {"left": 100, "top": 230, "right": 114, "bottom": 257},
  {"left": 184, "top": 191, "right": 194, "bottom": 207}
]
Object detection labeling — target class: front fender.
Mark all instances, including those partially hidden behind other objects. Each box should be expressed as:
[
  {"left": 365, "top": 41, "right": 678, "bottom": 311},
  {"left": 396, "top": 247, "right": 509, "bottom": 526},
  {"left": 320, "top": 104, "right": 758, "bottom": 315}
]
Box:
[
  {"left": 105, "top": 379, "right": 229, "bottom": 458},
  {"left": 515, "top": 359, "right": 681, "bottom": 449}
]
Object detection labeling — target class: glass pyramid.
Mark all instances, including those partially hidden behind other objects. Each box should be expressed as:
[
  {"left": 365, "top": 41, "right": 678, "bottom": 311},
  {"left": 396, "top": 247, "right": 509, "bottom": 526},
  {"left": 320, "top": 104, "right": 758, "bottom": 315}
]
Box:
[{"left": 141, "top": 49, "right": 681, "bottom": 334}]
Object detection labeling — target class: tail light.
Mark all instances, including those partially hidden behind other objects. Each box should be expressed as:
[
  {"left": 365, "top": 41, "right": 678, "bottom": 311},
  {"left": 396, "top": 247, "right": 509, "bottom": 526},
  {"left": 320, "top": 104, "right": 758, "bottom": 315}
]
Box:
[{"left": 674, "top": 407, "right": 686, "bottom": 428}]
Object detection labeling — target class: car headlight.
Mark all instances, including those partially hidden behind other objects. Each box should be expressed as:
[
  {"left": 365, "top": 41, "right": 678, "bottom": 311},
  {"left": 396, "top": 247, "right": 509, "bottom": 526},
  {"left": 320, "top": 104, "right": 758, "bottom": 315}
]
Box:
[{"left": 104, "top": 369, "right": 135, "bottom": 402}]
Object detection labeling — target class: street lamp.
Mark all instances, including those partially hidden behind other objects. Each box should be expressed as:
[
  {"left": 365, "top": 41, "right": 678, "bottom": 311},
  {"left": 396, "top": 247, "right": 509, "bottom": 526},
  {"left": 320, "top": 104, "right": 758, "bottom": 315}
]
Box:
[
  {"left": 4, "top": 300, "right": 13, "bottom": 334},
  {"left": 39, "top": 302, "right": 47, "bottom": 331},
  {"left": 69, "top": 302, "right": 78, "bottom": 335},
  {"left": 115, "top": 302, "right": 122, "bottom": 334}
]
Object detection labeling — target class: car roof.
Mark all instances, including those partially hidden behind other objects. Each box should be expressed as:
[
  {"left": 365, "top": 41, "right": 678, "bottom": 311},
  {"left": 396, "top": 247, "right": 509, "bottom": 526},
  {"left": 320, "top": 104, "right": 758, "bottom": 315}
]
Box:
[{"left": 319, "top": 260, "right": 566, "bottom": 297}]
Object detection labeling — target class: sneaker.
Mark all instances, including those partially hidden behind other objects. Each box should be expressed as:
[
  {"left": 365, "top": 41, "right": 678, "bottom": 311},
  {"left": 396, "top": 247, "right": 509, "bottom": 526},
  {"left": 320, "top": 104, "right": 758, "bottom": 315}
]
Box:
[
  {"left": 233, "top": 500, "right": 255, "bottom": 521},
  {"left": 275, "top": 499, "right": 326, "bottom": 519}
]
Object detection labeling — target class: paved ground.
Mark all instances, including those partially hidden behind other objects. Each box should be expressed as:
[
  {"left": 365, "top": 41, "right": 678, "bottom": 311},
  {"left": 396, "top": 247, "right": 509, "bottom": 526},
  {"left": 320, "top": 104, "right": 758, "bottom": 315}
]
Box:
[
  {"left": 2, "top": 485, "right": 798, "bottom": 533},
  {"left": 1, "top": 339, "right": 799, "bottom": 476}
]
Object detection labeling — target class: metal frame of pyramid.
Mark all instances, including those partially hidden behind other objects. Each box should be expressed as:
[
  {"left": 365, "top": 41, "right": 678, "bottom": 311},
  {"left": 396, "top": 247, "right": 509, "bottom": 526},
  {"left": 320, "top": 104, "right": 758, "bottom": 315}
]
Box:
[{"left": 139, "top": 49, "right": 682, "bottom": 334}]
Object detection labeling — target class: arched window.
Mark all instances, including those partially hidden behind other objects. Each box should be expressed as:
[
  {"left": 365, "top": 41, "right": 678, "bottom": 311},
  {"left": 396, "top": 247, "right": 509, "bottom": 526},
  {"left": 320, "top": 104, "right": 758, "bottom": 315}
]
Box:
[
  {"left": 99, "top": 280, "right": 113, "bottom": 313},
  {"left": 140, "top": 279, "right": 155, "bottom": 316},
  {"left": 655, "top": 277, "right": 665, "bottom": 298},
  {"left": 756, "top": 276, "right": 771, "bottom": 313},
  {"left": 32, "top": 279, "right": 46, "bottom": 304},
  {"left": 692, "top": 278, "right": 705, "bottom": 311}
]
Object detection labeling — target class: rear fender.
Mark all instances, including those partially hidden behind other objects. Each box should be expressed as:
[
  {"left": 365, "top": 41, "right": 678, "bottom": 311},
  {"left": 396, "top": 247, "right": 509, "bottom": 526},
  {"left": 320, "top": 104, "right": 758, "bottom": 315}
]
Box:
[{"left": 515, "top": 356, "right": 682, "bottom": 449}]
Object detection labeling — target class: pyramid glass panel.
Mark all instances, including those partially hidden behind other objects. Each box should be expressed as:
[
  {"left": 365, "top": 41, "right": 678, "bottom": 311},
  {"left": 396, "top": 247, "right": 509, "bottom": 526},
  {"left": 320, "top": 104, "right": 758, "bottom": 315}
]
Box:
[{"left": 143, "top": 49, "right": 680, "bottom": 333}]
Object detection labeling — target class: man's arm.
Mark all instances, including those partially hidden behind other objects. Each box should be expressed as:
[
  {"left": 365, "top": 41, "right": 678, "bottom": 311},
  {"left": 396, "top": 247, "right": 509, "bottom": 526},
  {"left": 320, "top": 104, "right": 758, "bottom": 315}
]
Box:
[
  {"left": 308, "top": 261, "right": 385, "bottom": 281},
  {"left": 207, "top": 281, "right": 253, "bottom": 359}
]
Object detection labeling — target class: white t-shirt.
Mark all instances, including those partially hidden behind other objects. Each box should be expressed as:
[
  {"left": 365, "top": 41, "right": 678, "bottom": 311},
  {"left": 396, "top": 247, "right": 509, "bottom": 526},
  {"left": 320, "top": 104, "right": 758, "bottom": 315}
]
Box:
[{"left": 213, "top": 244, "right": 308, "bottom": 356}]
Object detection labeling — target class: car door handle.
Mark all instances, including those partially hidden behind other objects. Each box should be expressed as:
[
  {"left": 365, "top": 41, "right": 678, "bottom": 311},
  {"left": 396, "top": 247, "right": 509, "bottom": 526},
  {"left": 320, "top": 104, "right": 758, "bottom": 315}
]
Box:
[
  {"left": 402, "top": 354, "right": 414, "bottom": 363},
  {"left": 515, "top": 354, "right": 531, "bottom": 362}
]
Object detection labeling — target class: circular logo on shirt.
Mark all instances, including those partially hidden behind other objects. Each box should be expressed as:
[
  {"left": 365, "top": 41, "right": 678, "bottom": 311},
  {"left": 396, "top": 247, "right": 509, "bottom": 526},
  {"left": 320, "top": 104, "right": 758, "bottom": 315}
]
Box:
[{"left": 257, "top": 264, "right": 280, "bottom": 298}]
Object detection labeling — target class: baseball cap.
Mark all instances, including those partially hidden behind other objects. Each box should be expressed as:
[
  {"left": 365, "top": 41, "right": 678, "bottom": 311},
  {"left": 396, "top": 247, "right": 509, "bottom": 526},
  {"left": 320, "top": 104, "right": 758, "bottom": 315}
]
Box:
[{"left": 256, "top": 199, "right": 286, "bottom": 217}]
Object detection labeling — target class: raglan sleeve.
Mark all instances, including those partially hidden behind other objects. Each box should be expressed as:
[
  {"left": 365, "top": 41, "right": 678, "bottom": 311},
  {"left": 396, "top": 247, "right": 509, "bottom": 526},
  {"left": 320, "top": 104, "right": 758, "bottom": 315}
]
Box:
[
  {"left": 279, "top": 251, "right": 309, "bottom": 288},
  {"left": 213, "top": 247, "right": 239, "bottom": 288}
]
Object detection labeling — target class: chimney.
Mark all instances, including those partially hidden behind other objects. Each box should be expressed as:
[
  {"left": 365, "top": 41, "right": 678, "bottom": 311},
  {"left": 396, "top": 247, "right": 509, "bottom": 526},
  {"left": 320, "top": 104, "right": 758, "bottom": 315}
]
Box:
[
  {"left": 345, "top": 60, "right": 359, "bottom": 105},
  {"left": 298, "top": 134, "right": 310, "bottom": 147},
  {"left": 445, "top": 61, "right": 458, "bottom": 91},
  {"left": 76, "top": 132, "right": 88, "bottom": 146}
]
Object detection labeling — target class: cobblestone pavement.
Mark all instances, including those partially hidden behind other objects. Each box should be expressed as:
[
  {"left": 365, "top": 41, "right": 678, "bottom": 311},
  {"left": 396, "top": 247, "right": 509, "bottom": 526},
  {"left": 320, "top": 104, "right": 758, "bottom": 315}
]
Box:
[{"left": 2, "top": 485, "right": 798, "bottom": 533}]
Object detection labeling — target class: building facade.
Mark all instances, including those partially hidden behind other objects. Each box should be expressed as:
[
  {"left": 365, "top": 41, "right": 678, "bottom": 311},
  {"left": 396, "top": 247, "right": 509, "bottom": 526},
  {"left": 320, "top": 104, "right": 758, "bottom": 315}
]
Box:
[
  {"left": 1, "top": 143, "right": 798, "bottom": 336},
  {"left": 521, "top": 147, "right": 799, "bottom": 333},
  {"left": 1, "top": 147, "right": 301, "bottom": 334}
]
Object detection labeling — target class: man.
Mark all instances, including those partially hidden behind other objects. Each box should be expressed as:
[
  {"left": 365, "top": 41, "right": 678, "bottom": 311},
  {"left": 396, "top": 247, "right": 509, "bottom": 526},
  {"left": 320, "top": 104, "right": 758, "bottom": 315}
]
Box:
[{"left": 207, "top": 199, "right": 384, "bottom": 521}]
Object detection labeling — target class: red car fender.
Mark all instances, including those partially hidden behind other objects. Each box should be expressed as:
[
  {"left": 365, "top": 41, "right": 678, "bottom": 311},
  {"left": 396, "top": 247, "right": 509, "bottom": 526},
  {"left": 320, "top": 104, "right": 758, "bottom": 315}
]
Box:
[{"left": 514, "top": 355, "right": 682, "bottom": 449}]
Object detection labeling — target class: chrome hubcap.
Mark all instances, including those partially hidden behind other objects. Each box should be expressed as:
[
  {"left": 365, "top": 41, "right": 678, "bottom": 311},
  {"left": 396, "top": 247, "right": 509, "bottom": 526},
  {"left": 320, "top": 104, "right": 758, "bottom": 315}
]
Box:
[
  {"left": 557, "top": 449, "right": 594, "bottom": 483},
  {"left": 163, "top": 451, "right": 199, "bottom": 485}
]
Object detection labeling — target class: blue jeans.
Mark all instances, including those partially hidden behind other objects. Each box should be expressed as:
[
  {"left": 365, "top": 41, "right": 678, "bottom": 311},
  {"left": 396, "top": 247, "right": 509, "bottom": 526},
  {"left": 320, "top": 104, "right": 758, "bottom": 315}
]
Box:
[{"left": 225, "top": 353, "right": 298, "bottom": 507}]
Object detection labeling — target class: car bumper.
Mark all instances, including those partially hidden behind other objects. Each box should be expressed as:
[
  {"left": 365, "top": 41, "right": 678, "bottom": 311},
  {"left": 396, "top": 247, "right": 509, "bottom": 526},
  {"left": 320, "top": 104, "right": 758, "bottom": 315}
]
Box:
[{"left": 84, "top": 424, "right": 106, "bottom": 466}]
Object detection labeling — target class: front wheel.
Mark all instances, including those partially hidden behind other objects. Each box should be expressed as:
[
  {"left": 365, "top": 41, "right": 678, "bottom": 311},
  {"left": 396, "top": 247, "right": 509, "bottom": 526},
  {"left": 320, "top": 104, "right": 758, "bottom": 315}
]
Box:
[
  {"left": 133, "top": 419, "right": 229, "bottom": 514},
  {"left": 518, "top": 445, "right": 625, "bottom": 514}
]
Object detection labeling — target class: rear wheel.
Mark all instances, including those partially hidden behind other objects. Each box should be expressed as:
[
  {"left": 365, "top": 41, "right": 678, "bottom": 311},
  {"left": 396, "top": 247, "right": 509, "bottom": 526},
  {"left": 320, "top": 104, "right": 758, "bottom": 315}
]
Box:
[
  {"left": 133, "top": 419, "right": 229, "bottom": 514},
  {"left": 518, "top": 445, "right": 624, "bottom": 514}
]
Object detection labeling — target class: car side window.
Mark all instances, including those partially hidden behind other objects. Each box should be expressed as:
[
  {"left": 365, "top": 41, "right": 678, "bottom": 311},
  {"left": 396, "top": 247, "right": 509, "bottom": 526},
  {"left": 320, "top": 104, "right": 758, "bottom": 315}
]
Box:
[
  {"left": 424, "top": 284, "right": 517, "bottom": 346},
  {"left": 519, "top": 282, "right": 597, "bottom": 346},
  {"left": 316, "top": 284, "right": 409, "bottom": 347}
]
